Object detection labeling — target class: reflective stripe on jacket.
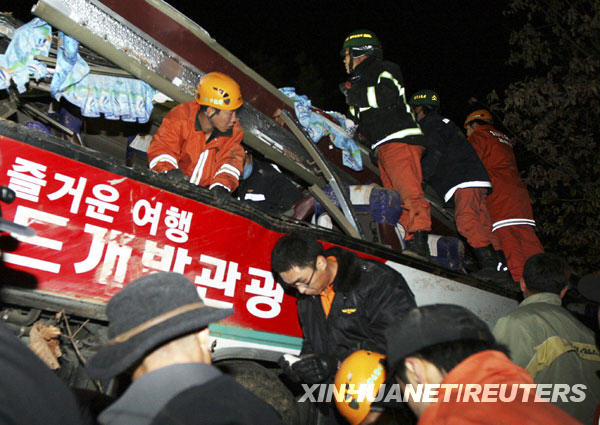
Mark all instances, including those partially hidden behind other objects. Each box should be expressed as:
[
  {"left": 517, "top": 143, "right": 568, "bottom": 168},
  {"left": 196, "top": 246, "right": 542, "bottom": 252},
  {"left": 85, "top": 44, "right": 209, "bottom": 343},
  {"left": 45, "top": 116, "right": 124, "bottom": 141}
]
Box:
[
  {"left": 147, "top": 101, "right": 244, "bottom": 192},
  {"left": 345, "top": 57, "right": 424, "bottom": 150}
]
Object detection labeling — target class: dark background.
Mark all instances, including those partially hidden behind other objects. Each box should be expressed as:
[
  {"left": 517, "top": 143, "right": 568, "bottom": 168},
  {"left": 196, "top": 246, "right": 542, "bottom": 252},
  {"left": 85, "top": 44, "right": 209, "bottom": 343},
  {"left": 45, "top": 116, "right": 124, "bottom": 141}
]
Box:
[{"left": 10, "top": 0, "right": 519, "bottom": 126}]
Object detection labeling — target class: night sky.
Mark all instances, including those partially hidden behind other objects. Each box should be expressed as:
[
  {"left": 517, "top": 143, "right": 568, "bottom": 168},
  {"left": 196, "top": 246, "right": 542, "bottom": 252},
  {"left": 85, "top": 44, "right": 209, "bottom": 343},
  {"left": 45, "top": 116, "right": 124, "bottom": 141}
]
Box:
[{"left": 11, "top": 0, "right": 518, "bottom": 126}]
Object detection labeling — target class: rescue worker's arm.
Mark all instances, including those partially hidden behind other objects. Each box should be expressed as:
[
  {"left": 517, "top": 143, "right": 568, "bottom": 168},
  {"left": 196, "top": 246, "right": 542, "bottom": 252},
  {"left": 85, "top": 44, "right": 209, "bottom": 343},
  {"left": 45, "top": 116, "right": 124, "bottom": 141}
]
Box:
[
  {"left": 147, "top": 108, "right": 185, "bottom": 173},
  {"left": 209, "top": 127, "right": 244, "bottom": 192},
  {"left": 492, "top": 316, "right": 534, "bottom": 367}
]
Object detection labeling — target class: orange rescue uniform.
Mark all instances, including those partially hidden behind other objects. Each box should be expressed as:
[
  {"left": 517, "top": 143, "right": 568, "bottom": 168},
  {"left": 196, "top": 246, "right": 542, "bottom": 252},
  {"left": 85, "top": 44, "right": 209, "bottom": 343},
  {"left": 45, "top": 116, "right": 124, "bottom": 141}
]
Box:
[
  {"left": 148, "top": 101, "right": 244, "bottom": 192},
  {"left": 467, "top": 124, "right": 543, "bottom": 281}
]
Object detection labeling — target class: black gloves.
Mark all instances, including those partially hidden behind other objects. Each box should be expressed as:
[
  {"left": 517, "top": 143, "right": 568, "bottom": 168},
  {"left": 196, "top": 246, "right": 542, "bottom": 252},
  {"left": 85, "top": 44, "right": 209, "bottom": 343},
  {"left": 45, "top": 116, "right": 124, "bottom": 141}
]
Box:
[
  {"left": 211, "top": 186, "right": 231, "bottom": 207},
  {"left": 164, "top": 168, "right": 187, "bottom": 183},
  {"left": 279, "top": 353, "right": 337, "bottom": 384}
]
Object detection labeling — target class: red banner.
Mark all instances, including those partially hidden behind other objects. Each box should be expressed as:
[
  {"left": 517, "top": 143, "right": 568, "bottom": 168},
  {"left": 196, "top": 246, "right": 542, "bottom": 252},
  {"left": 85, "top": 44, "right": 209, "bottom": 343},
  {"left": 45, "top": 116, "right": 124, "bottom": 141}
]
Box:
[{"left": 0, "top": 135, "right": 302, "bottom": 336}]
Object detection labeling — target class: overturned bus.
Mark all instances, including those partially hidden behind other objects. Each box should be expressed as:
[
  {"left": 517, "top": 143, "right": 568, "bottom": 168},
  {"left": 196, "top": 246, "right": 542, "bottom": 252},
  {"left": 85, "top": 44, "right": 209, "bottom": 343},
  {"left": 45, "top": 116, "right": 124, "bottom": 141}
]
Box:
[{"left": 0, "top": 1, "right": 519, "bottom": 423}]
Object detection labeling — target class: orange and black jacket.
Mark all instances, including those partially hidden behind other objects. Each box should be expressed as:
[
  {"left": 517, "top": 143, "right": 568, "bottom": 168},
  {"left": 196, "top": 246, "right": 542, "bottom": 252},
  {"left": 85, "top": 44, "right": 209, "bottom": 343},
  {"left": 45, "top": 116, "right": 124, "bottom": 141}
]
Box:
[
  {"left": 344, "top": 56, "right": 424, "bottom": 150},
  {"left": 297, "top": 247, "right": 416, "bottom": 382}
]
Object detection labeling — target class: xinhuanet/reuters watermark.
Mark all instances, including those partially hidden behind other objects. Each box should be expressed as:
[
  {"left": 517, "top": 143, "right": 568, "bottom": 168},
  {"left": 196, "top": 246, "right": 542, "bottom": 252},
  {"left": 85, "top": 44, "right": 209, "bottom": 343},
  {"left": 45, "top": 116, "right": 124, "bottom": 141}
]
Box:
[{"left": 298, "top": 383, "right": 588, "bottom": 403}]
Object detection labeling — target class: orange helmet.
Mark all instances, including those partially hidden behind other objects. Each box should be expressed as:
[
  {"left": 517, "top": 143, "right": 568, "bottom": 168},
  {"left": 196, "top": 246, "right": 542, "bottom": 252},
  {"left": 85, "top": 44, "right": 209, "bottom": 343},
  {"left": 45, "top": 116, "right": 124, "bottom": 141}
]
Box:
[
  {"left": 195, "top": 72, "right": 243, "bottom": 110},
  {"left": 464, "top": 109, "right": 493, "bottom": 128},
  {"left": 334, "top": 350, "right": 386, "bottom": 425}
]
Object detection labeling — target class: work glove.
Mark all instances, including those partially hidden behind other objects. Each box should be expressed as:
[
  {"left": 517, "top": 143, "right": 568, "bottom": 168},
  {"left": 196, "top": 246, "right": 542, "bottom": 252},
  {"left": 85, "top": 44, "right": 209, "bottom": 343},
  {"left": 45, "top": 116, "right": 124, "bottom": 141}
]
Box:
[
  {"left": 211, "top": 186, "right": 231, "bottom": 207},
  {"left": 279, "top": 353, "right": 337, "bottom": 384},
  {"left": 164, "top": 168, "right": 187, "bottom": 183}
]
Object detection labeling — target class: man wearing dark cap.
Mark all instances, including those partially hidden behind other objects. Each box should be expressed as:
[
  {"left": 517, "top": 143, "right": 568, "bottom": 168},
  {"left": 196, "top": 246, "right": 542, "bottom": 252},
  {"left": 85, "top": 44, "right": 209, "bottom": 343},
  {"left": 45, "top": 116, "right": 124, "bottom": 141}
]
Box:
[
  {"left": 493, "top": 254, "right": 600, "bottom": 424},
  {"left": 87, "top": 272, "right": 284, "bottom": 425},
  {"left": 385, "top": 304, "right": 581, "bottom": 424}
]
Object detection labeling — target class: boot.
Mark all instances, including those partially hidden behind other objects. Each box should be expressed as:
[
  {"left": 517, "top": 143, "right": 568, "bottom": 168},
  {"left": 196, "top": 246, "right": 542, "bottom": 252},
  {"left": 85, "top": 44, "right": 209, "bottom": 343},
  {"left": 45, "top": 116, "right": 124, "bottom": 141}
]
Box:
[
  {"left": 496, "top": 250, "right": 509, "bottom": 273},
  {"left": 471, "top": 245, "right": 511, "bottom": 284},
  {"left": 403, "top": 231, "right": 430, "bottom": 260}
]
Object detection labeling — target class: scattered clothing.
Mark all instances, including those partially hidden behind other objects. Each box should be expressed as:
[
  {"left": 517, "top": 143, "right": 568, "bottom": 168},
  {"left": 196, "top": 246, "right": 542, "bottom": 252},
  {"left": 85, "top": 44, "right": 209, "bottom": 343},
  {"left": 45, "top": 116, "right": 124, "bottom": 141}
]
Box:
[
  {"left": 493, "top": 292, "right": 600, "bottom": 424},
  {"left": 280, "top": 87, "right": 362, "bottom": 171},
  {"left": 0, "top": 18, "right": 51, "bottom": 93},
  {"left": 52, "top": 32, "right": 155, "bottom": 123}
]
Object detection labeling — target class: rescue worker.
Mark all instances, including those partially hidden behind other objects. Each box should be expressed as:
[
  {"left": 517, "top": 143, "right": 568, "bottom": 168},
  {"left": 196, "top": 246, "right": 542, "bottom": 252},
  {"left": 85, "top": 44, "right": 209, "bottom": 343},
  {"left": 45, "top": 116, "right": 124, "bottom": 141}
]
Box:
[
  {"left": 86, "top": 272, "right": 284, "bottom": 425},
  {"left": 408, "top": 91, "right": 508, "bottom": 283},
  {"left": 147, "top": 72, "right": 245, "bottom": 206},
  {"left": 493, "top": 253, "right": 600, "bottom": 424},
  {"left": 386, "top": 304, "right": 582, "bottom": 424},
  {"left": 464, "top": 109, "right": 544, "bottom": 283},
  {"left": 339, "top": 30, "right": 431, "bottom": 258},
  {"left": 271, "top": 232, "right": 416, "bottom": 424}
]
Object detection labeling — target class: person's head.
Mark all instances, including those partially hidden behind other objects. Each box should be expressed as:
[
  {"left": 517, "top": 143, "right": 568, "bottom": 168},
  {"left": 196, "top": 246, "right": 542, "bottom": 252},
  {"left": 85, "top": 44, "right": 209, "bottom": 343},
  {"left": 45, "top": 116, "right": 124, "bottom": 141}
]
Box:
[
  {"left": 271, "top": 233, "right": 332, "bottom": 295},
  {"left": 86, "top": 272, "right": 233, "bottom": 381},
  {"left": 521, "top": 253, "right": 571, "bottom": 298},
  {"left": 386, "top": 304, "right": 501, "bottom": 417},
  {"left": 340, "top": 29, "right": 382, "bottom": 74},
  {"left": 195, "top": 72, "right": 243, "bottom": 133},
  {"left": 408, "top": 90, "right": 441, "bottom": 121},
  {"left": 463, "top": 109, "right": 493, "bottom": 137}
]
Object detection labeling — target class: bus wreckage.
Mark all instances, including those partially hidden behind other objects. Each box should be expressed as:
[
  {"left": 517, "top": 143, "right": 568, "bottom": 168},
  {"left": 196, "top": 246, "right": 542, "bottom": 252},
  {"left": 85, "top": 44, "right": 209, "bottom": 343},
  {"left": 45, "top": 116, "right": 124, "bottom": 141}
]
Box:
[{"left": 0, "top": 0, "right": 520, "bottom": 422}]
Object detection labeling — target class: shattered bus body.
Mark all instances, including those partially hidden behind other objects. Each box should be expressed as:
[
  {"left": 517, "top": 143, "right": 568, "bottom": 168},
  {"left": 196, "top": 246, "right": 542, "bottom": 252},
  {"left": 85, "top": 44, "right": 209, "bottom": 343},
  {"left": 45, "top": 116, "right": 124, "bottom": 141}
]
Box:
[{"left": 0, "top": 0, "right": 519, "bottom": 422}]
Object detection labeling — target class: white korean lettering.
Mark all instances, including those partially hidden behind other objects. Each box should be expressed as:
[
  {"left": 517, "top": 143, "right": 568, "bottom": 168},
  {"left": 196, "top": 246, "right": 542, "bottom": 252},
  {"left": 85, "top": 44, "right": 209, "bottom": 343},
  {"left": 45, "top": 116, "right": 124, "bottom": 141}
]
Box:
[
  {"left": 164, "top": 206, "right": 193, "bottom": 243},
  {"left": 84, "top": 184, "right": 120, "bottom": 223},
  {"left": 7, "top": 157, "right": 47, "bottom": 202},
  {"left": 47, "top": 173, "right": 87, "bottom": 214},
  {"left": 2, "top": 206, "right": 67, "bottom": 273},
  {"left": 132, "top": 199, "right": 163, "bottom": 236},
  {"left": 245, "top": 267, "right": 284, "bottom": 319}
]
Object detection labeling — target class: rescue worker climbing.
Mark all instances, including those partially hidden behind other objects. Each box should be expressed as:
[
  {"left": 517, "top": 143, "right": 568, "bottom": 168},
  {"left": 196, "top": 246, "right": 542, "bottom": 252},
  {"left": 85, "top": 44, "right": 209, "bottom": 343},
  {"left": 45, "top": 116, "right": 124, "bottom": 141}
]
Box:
[
  {"left": 339, "top": 30, "right": 431, "bottom": 258},
  {"left": 409, "top": 91, "right": 509, "bottom": 284},
  {"left": 148, "top": 72, "right": 245, "bottom": 206},
  {"left": 464, "top": 109, "right": 544, "bottom": 283}
]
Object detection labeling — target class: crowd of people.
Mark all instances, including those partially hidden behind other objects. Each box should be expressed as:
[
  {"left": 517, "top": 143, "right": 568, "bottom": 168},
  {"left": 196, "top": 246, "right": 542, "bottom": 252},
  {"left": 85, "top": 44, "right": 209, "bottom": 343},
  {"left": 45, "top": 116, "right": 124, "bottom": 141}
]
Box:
[{"left": 2, "top": 27, "right": 598, "bottom": 425}]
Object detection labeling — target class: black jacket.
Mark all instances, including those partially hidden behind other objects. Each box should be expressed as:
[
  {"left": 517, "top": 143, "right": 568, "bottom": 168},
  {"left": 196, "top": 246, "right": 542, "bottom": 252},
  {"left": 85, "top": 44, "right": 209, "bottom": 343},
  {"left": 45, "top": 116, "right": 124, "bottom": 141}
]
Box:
[
  {"left": 235, "top": 158, "right": 304, "bottom": 215},
  {"left": 345, "top": 56, "right": 425, "bottom": 150},
  {"left": 297, "top": 247, "right": 416, "bottom": 377},
  {"left": 419, "top": 111, "right": 491, "bottom": 206}
]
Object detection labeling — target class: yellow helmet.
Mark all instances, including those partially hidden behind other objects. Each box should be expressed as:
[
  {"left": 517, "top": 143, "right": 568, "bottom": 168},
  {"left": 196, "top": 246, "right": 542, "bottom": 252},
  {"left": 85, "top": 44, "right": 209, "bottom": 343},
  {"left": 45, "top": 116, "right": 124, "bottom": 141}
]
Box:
[
  {"left": 464, "top": 109, "right": 493, "bottom": 128},
  {"left": 195, "top": 72, "right": 243, "bottom": 110},
  {"left": 334, "top": 350, "right": 386, "bottom": 425}
]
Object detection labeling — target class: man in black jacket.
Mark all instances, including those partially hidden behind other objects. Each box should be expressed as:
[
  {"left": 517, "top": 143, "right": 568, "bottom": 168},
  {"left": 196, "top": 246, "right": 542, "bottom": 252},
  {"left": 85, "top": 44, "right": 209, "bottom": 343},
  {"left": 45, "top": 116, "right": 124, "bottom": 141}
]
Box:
[
  {"left": 408, "top": 90, "right": 508, "bottom": 283},
  {"left": 271, "top": 233, "right": 416, "bottom": 379},
  {"left": 340, "top": 30, "right": 431, "bottom": 258},
  {"left": 271, "top": 233, "right": 416, "bottom": 423}
]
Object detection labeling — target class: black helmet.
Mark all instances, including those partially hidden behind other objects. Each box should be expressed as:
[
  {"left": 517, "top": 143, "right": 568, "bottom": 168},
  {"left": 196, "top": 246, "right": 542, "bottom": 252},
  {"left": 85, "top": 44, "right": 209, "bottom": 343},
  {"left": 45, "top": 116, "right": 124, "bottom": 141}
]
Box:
[
  {"left": 409, "top": 90, "right": 440, "bottom": 110},
  {"left": 340, "top": 29, "right": 382, "bottom": 58}
]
